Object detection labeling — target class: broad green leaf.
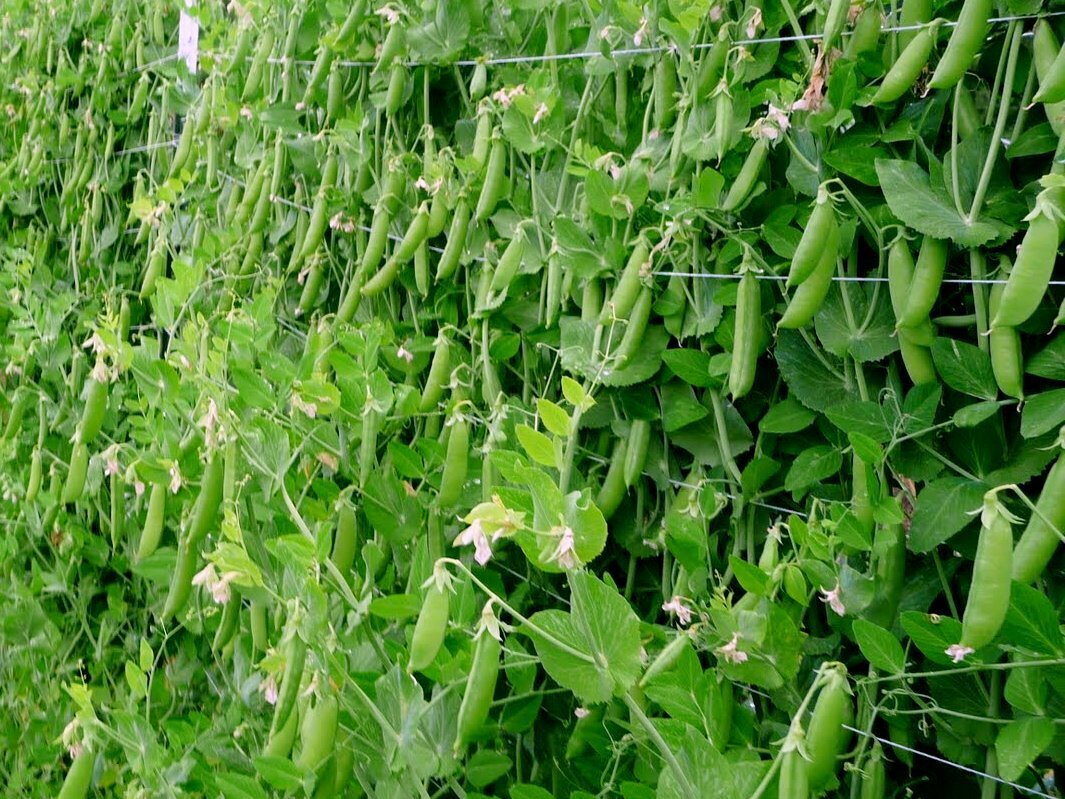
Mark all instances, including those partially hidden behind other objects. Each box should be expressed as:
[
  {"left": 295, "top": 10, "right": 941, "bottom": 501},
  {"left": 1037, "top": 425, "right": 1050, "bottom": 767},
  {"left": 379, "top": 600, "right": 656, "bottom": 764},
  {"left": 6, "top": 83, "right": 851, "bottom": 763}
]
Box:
[
  {"left": 825, "top": 400, "right": 893, "bottom": 442},
  {"left": 253, "top": 756, "right": 303, "bottom": 791},
  {"left": 953, "top": 401, "right": 1002, "bottom": 428},
  {"left": 511, "top": 785, "right": 555, "bottom": 799},
  {"left": 1020, "top": 389, "right": 1065, "bottom": 438},
  {"left": 213, "top": 773, "right": 269, "bottom": 799},
  {"left": 1001, "top": 583, "right": 1064, "bottom": 657},
  {"left": 996, "top": 718, "right": 1055, "bottom": 782},
  {"left": 875, "top": 159, "right": 1000, "bottom": 246},
  {"left": 1027, "top": 332, "right": 1065, "bottom": 380},
  {"left": 523, "top": 572, "right": 641, "bottom": 704},
  {"left": 661, "top": 348, "right": 714, "bottom": 388},
  {"left": 661, "top": 381, "right": 709, "bottom": 432},
  {"left": 852, "top": 619, "right": 905, "bottom": 674},
  {"left": 908, "top": 477, "right": 986, "bottom": 552},
  {"left": 536, "top": 398, "right": 571, "bottom": 438},
  {"left": 368, "top": 594, "right": 422, "bottom": 620},
  {"left": 1004, "top": 667, "right": 1048, "bottom": 715},
  {"left": 930, "top": 337, "right": 997, "bottom": 400},
  {"left": 729, "top": 556, "right": 769, "bottom": 596},
  {"left": 785, "top": 445, "right": 843, "bottom": 494},
  {"left": 813, "top": 284, "right": 898, "bottom": 363},
  {"left": 902, "top": 382, "right": 942, "bottom": 435},
  {"left": 516, "top": 424, "right": 559, "bottom": 469},
  {"left": 775, "top": 330, "right": 855, "bottom": 412},
  {"left": 899, "top": 612, "right": 964, "bottom": 666},
  {"left": 124, "top": 661, "right": 147, "bottom": 700},
  {"left": 760, "top": 397, "right": 817, "bottom": 434},
  {"left": 466, "top": 751, "right": 513, "bottom": 789}
]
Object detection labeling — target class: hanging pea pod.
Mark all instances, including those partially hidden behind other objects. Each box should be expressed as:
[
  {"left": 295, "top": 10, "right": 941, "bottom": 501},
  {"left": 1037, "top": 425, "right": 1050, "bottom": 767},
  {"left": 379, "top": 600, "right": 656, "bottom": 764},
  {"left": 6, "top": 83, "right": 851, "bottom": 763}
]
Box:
[
  {"left": 454, "top": 625, "right": 502, "bottom": 751},
  {"left": 435, "top": 199, "right": 471, "bottom": 281},
  {"left": 419, "top": 333, "right": 452, "bottom": 413},
  {"left": 296, "top": 690, "right": 339, "bottom": 771},
  {"left": 653, "top": 55, "right": 677, "bottom": 131},
  {"left": 600, "top": 236, "right": 651, "bottom": 324},
  {"left": 438, "top": 414, "right": 469, "bottom": 507},
  {"left": 805, "top": 664, "right": 853, "bottom": 790},
  {"left": 1012, "top": 429, "right": 1065, "bottom": 584},
  {"left": 988, "top": 258, "right": 1023, "bottom": 400},
  {"left": 57, "top": 746, "right": 95, "bottom": 799},
  {"left": 331, "top": 502, "right": 358, "bottom": 577},
  {"left": 821, "top": 0, "right": 850, "bottom": 54},
  {"left": 778, "top": 223, "right": 839, "bottom": 329},
  {"left": 887, "top": 239, "right": 937, "bottom": 384},
  {"left": 947, "top": 490, "right": 1015, "bottom": 662},
  {"left": 870, "top": 22, "right": 938, "bottom": 105},
  {"left": 408, "top": 571, "right": 450, "bottom": 672},
  {"left": 897, "top": 236, "right": 948, "bottom": 328},
  {"left": 474, "top": 135, "right": 508, "bottom": 222},
  {"left": 595, "top": 436, "right": 628, "bottom": 520},
  {"left": 728, "top": 264, "right": 761, "bottom": 399},
  {"left": 362, "top": 203, "right": 430, "bottom": 297},
  {"left": 720, "top": 137, "right": 768, "bottom": 212},
  {"left": 623, "top": 420, "right": 651, "bottom": 488},
  {"left": 927, "top": 0, "right": 992, "bottom": 91},
  {"left": 787, "top": 187, "right": 836, "bottom": 287},
  {"left": 845, "top": 3, "right": 882, "bottom": 58},
  {"left": 992, "top": 210, "right": 1061, "bottom": 329}
]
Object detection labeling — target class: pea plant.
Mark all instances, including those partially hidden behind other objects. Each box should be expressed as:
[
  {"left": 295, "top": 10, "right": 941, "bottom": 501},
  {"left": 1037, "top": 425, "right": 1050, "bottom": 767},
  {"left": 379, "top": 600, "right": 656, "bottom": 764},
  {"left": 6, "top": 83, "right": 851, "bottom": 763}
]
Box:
[{"left": 4, "top": 0, "right": 1065, "bottom": 798}]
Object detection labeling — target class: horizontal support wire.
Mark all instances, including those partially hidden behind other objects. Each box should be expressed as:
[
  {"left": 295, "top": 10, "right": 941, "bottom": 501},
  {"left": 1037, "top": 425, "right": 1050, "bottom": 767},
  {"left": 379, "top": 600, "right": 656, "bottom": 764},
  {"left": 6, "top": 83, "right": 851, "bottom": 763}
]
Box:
[
  {"left": 167, "top": 11, "right": 1065, "bottom": 73},
  {"left": 653, "top": 271, "right": 1065, "bottom": 286},
  {"left": 842, "top": 724, "right": 1057, "bottom": 798}
]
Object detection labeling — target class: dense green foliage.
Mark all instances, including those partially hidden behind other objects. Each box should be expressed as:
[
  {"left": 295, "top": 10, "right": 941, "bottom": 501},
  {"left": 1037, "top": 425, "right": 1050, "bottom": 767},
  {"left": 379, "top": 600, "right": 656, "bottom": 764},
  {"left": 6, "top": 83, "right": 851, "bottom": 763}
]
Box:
[{"left": 5, "top": 0, "right": 1065, "bottom": 797}]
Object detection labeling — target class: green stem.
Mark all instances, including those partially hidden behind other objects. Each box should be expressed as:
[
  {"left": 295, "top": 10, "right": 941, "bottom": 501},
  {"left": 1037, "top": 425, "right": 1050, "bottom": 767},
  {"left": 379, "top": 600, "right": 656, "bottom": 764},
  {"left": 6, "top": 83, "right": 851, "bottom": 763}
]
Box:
[
  {"left": 623, "top": 691, "right": 699, "bottom": 799},
  {"left": 950, "top": 82, "right": 966, "bottom": 218},
  {"left": 709, "top": 389, "right": 743, "bottom": 486},
  {"left": 778, "top": 0, "right": 814, "bottom": 67},
  {"left": 982, "top": 671, "right": 1002, "bottom": 799},
  {"left": 866, "top": 657, "right": 1065, "bottom": 684},
  {"left": 968, "top": 22, "right": 1022, "bottom": 225}
]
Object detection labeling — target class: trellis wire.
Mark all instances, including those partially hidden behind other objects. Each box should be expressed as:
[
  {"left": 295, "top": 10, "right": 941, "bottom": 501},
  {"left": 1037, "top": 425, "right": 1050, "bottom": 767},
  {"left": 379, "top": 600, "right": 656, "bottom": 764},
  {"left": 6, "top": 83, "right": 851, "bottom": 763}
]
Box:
[
  {"left": 653, "top": 271, "right": 1065, "bottom": 287},
  {"left": 842, "top": 724, "right": 1058, "bottom": 798},
  {"left": 123, "top": 10, "right": 1065, "bottom": 75}
]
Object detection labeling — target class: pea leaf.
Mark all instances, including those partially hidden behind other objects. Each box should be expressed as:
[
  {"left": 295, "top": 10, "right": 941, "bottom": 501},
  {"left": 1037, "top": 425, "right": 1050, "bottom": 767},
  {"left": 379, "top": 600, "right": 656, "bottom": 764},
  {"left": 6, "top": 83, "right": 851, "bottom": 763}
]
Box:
[
  {"left": 930, "top": 337, "right": 998, "bottom": 400},
  {"left": 908, "top": 477, "right": 986, "bottom": 552},
  {"left": 1001, "top": 583, "right": 1064, "bottom": 657},
  {"left": 996, "top": 718, "right": 1056, "bottom": 782},
  {"left": 760, "top": 397, "right": 817, "bottom": 434},
  {"left": 900, "top": 612, "right": 963, "bottom": 666},
  {"left": 775, "top": 329, "right": 855, "bottom": 412},
  {"left": 1020, "top": 389, "right": 1065, "bottom": 438},
  {"left": 875, "top": 159, "right": 1000, "bottom": 247},
  {"left": 784, "top": 445, "right": 843, "bottom": 494},
  {"left": 523, "top": 571, "right": 641, "bottom": 704},
  {"left": 1027, "top": 332, "right": 1065, "bottom": 379},
  {"left": 824, "top": 400, "right": 894, "bottom": 442},
  {"left": 852, "top": 619, "right": 905, "bottom": 674}
]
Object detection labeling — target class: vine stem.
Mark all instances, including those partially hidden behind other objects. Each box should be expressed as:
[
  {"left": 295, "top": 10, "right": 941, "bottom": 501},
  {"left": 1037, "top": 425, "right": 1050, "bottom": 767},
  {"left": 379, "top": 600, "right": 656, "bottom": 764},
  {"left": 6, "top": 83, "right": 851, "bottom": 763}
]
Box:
[
  {"left": 622, "top": 691, "right": 699, "bottom": 799},
  {"left": 967, "top": 21, "right": 1022, "bottom": 225},
  {"left": 778, "top": 0, "right": 814, "bottom": 67},
  {"left": 970, "top": 250, "right": 990, "bottom": 353},
  {"left": 437, "top": 558, "right": 597, "bottom": 665},
  {"left": 709, "top": 389, "right": 743, "bottom": 485}
]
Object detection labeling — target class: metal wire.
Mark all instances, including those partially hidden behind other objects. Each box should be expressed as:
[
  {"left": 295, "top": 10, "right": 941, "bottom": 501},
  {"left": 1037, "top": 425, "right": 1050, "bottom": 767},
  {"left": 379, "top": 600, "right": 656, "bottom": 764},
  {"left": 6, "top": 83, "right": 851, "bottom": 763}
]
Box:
[
  {"left": 842, "top": 724, "right": 1058, "bottom": 798},
  {"left": 652, "top": 271, "right": 1065, "bottom": 286}
]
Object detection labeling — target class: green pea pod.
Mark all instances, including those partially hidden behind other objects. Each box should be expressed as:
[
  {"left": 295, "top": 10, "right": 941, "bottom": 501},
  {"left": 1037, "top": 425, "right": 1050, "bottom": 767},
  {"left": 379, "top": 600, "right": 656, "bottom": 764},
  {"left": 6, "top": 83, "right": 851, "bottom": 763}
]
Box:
[
  {"left": 136, "top": 482, "right": 167, "bottom": 561},
  {"left": 301, "top": 45, "right": 335, "bottom": 108},
  {"left": 427, "top": 180, "right": 450, "bottom": 238},
  {"left": 898, "top": 236, "right": 948, "bottom": 328},
  {"left": 1034, "top": 39, "right": 1065, "bottom": 104},
  {"left": 600, "top": 237, "right": 651, "bottom": 324},
  {"left": 471, "top": 111, "right": 491, "bottom": 170},
  {"left": 623, "top": 420, "right": 651, "bottom": 488},
  {"left": 653, "top": 55, "right": 677, "bottom": 131},
  {"left": 613, "top": 286, "right": 653, "bottom": 367},
  {"left": 474, "top": 136, "right": 507, "bottom": 222},
  {"left": 729, "top": 268, "right": 761, "bottom": 399},
  {"left": 865, "top": 521, "right": 906, "bottom": 628},
  {"left": 408, "top": 581, "right": 450, "bottom": 672},
  {"left": 695, "top": 29, "right": 730, "bottom": 97},
  {"left": 595, "top": 436, "right": 628, "bottom": 520},
  {"left": 436, "top": 199, "right": 471, "bottom": 281},
  {"left": 242, "top": 28, "right": 275, "bottom": 100},
  {"left": 955, "top": 492, "right": 1014, "bottom": 656},
  {"left": 62, "top": 441, "right": 89, "bottom": 505},
  {"left": 58, "top": 747, "right": 94, "bottom": 799},
  {"left": 297, "top": 152, "right": 340, "bottom": 263},
  {"left": 419, "top": 334, "right": 451, "bottom": 413},
  {"left": 779, "top": 745, "right": 809, "bottom": 799},
  {"left": 861, "top": 743, "right": 886, "bottom": 799},
  {"left": 989, "top": 261, "right": 1024, "bottom": 400},
  {"left": 845, "top": 3, "right": 882, "bottom": 58},
  {"left": 26, "top": 448, "right": 42, "bottom": 503},
  {"left": 140, "top": 232, "right": 167, "bottom": 299},
  {"left": 851, "top": 453, "right": 874, "bottom": 540},
  {"left": 2, "top": 388, "right": 32, "bottom": 444},
  {"left": 270, "top": 634, "right": 308, "bottom": 739},
  {"left": 1034, "top": 21, "right": 1065, "bottom": 135},
  {"left": 212, "top": 593, "right": 241, "bottom": 652},
  {"left": 362, "top": 206, "right": 431, "bottom": 297},
  {"left": 720, "top": 137, "right": 768, "bottom": 212},
  {"left": 1012, "top": 444, "right": 1065, "bottom": 584},
  {"left": 992, "top": 212, "right": 1060, "bottom": 329},
  {"left": 821, "top": 0, "right": 849, "bottom": 53},
  {"left": 789, "top": 190, "right": 836, "bottom": 288},
  {"left": 639, "top": 634, "right": 689, "bottom": 688},
  {"left": 490, "top": 228, "right": 526, "bottom": 294},
  {"left": 250, "top": 601, "right": 269, "bottom": 653},
  {"left": 469, "top": 62, "right": 487, "bottom": 100},
  {"left": 805, "top": 665, "right": 853, "bottom": 790},
  {"left": 296, "top": 691, "right": 339, "bottom": 771},
  {"left": 331, "top": 503, "right": 357, "bottom": 576},
  {"left": 377, "top": 24, "right": 406, "bottom": 70},
  {"left": 927, "top": 0, "right": 992, "bottom": 90},
  {"left": 871, "top": 24, "right": 936, "bottom": 104},
  {"left": 358, "top": 204, "right": 393, "bottom": 283},
  {"left": 384, "top": 63, "right": 407, "bottom": 115},
  {"left": 778, "top": 224, "right": 839, "bottom": 329},
  {"left": 263, "top": 691, "right": 300, "bottom": 758},
  {"left": 898, "top": 0, "right": 932, "bottom": 52},
  {"left": 454, "top": 632, "right": 502, "bottom": 751},
  {"left": 187, "top": 454, "right": 224, "bottom": 547},
  {"left": 438, "top": 416, "right": 469, "bottom": 507},
  {"left": 110, "top": 469, "right": 124, "bottom": 552},
  {"left": 161, "top": 536, "right": 196, "bottom": 621}
]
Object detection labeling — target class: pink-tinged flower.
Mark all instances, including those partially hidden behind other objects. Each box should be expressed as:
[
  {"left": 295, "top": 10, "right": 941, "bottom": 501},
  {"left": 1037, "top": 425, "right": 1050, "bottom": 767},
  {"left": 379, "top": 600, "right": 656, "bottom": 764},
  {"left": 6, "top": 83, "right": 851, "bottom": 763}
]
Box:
[
  {"left": 397, "top": 346, "right": 414, "bottom": 364},
  {"left": 819, "top": 583, "right": 846, "bottom": 616},
  {"left": 746, "top": 7, "right": 763, "bottom": 39},
  {"left": 662, "top": 596, "right": 693, "bottom": 626},
  {"left": 709, "top": 4, "right": 723, "bottom": 22},
  {"left": 549, "top": 525, "right": 579, "bottom": 570},
  {"left": 169, "top": 465, "right": 183, "bottom": 494},
  {"left": 105, "top": 457, "right": 120, "bottom": 477},
  {"left": 90, "top": 358, "right": 110, "bottom": 384},
  {"left": 633, "top": 17, "right": 649, "bottom": 47},
  {"left": 83, "top": 331, "right": 106, "bottom": 355},
  {"left": 574, "top": 707, "right": 590, "bottom": 719},
  {"left": 455, "top": 518, "right": 493, "bottom": 565},
  {"left": 290, "top": 393, "right": 317, "bottom": 419},
  {"left": 239, "top": 106, "right": 253, "bottom": 120},
  {"left": 533, "top": 103, "right": 549, "bottom": 125},
  {"left": 192, "top": 563, "right": 218, "bottom": 589},
  {"left": 717, "top": 632, "right": 748, "bottom": 664},
  {"left": 260, "top": 673, "right": 279, "bottom": 705},
  {"left": 946, "top": 644, "right": 974, "bottom": 664},
  {"left": 134, "top": 480, "right": 145, "bottom": 497}
]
